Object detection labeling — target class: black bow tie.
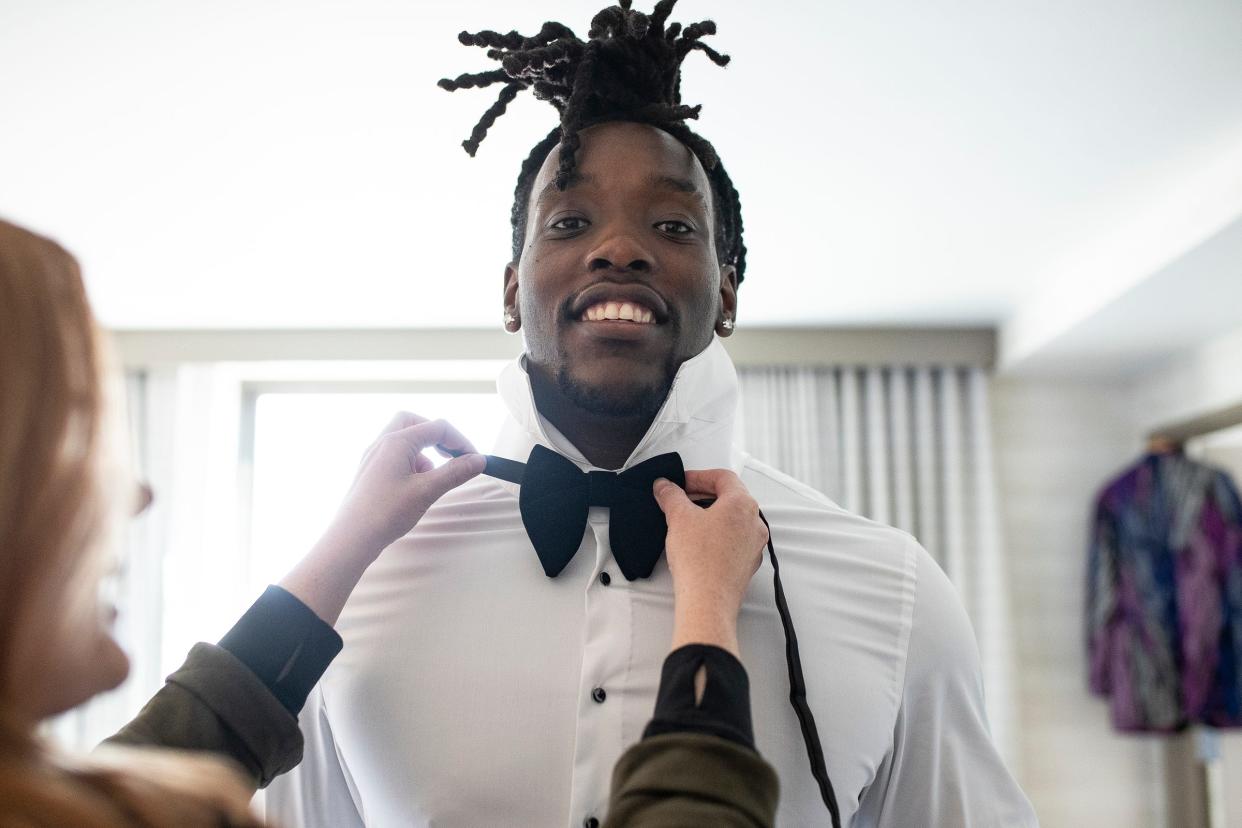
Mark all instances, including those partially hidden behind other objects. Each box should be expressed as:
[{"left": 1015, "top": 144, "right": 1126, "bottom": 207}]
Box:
[{"left": 496, "top": 445, "right": 685, "bottom": 580}]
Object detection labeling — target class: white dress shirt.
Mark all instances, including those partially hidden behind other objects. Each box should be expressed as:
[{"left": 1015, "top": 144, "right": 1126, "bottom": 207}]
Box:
[{"left": 266, "top": 339, "right": 1037, "bottom": 827}]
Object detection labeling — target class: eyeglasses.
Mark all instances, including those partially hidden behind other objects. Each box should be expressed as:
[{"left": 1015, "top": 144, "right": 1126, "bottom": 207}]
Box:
[{"left": 131, "top": 482, "right": 154, "bottom": 518}]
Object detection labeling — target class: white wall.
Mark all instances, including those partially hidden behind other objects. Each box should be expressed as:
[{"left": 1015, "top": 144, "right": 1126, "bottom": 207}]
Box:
[
  {"left": 1131, "top": 324, "right": 1242, "bottom": 433},
  {"left": 991, "top": 377, "right": 1165, "bottom": 828},
  {"left": 111, "top": 327, "right": 996, "bottom": 370},
  {"left": 994, "top": 324, "right": 1242, "bottom": 828}
]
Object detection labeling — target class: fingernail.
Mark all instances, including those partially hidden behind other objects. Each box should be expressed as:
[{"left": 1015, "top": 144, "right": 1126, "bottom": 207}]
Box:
[{"left": 653, "top": 477, "right": 669, "bottom": 493}]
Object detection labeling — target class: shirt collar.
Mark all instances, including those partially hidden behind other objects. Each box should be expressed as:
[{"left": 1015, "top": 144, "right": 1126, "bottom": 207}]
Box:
[{"left": 491, "top": 337, "right": 742, "bottom": 492}]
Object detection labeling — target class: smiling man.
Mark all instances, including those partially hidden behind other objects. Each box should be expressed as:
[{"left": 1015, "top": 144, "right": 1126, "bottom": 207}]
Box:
[
  {"left": 267, "top": 3, "right": 1037, "bottom": 826},
  {"left": 511, "top": 121, "right": 735, "bottom": 471}
]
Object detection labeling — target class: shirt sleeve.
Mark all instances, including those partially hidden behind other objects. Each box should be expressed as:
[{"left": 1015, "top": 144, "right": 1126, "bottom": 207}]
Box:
[
  {"left": 101, "top": 586, "right": 344, "bottom": 790},
  {"left": 1213, "top": 469, "right": 1242, "bottom": 566},
  {"left": 603, "top": 645, "right": 779, "bottom": 826},
  {"left": 218, "top": 585, "right": 343, "bottom": 715},
  {"left": 855, "top": 542, "right": 1038, "bottom": 827},
  {"left": 264, "top": 682, "right": 366, "bottom": 827},
  {"left": 606, "top": 732, "right": 779, "bottom": 828},
  {"left": 101, "top": 642, "right": 303, "bottom": 790},
  {"left": 642, "top": 643, "right": 756, "bottom": 749}
]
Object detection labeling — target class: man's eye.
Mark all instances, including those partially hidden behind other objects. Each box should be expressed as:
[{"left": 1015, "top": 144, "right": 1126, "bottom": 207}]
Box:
[
  {"left": 656, "top": 220, "right": 692, "bottom": 235},
  {"left": 550, "top": 217, "right": 588, "bottom": 231}
]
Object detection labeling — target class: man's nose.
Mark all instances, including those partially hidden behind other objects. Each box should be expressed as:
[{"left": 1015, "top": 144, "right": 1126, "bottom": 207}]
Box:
[{"left": 585, "top": 228, "right": 653, "bottom": 273}]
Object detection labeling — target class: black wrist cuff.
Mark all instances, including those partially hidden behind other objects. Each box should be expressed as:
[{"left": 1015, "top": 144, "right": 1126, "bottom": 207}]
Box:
[
  {"left": 218, "top": 585, "right": 343, "bottom": 715},
  {"left": 643, "top": 643, "right": 756, "bottom": 751}
]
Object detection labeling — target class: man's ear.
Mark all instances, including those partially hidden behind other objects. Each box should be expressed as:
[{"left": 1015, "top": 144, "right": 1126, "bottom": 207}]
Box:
[
  {"left": 502, "top": 263, "right": 520, "bottom": 332},
  {"left": 715, "top": 264, "right": 738, "bottom": 337}
]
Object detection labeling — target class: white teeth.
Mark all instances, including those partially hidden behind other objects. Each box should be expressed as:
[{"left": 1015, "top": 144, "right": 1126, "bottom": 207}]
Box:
[{"left": 580, "top": 301, "right": 656, "bottom": 324}]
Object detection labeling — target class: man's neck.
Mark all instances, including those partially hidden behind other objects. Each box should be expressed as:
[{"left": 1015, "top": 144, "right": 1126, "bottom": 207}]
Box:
[{"left": 528, "top": 372, "right": 658, "bottom": 471}]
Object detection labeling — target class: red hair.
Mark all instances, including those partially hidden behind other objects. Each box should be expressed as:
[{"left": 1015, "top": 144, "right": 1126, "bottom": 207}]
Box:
[{"left": 0, "top": 218, "right": 264, "bottom": 826}]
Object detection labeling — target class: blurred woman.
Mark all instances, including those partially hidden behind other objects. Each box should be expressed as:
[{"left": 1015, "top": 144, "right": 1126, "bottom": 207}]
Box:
[{"left": 0, "top": 219, "right": 267, "bottom": 825}]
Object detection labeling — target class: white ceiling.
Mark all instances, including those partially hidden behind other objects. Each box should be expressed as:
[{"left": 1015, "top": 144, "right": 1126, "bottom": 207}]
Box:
[{"left": 1, "top": 0, "right": 1240, "bottom": 372}]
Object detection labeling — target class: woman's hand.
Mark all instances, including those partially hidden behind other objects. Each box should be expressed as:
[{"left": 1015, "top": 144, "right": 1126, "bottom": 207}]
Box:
[
  {"left": 279, "top": 413, "right": 486, "bottom": 625},
  {"left": 331, "top": 412, "right": 485, "bottom": 556},
  {"left": 652, "top": 470, "right": 768, "bottom": 658}
]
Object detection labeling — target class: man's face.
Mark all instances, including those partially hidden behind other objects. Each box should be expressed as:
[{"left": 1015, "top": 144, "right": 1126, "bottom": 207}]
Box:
[{"left": 505, "top": 121, "right": 737, "bottom": 419}]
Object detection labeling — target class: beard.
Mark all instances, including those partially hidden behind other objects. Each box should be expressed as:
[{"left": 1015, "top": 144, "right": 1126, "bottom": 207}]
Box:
[{"left": 554, "top": 351, "right": 678, "bottom": 420}]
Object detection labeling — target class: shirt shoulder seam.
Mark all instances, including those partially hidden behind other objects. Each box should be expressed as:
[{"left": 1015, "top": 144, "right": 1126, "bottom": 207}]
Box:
[{"left": 739, "top": 453, "right": 839, "bottom": 508}]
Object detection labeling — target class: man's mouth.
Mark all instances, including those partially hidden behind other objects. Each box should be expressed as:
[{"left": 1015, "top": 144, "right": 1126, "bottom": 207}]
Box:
[{"left": 579, "top": 301, "right": 656, "bottom": 324}]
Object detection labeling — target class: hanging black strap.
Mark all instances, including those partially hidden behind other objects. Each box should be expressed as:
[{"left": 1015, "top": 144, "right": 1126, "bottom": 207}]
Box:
[{"left": 759, "top": 509, "right": 842, "bottom": 828}]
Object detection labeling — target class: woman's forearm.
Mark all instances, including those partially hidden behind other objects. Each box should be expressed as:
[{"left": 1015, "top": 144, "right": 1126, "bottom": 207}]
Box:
[
  {"left": 669, "top": 598, "right": 740, "bottom": 659},
  {"left": 276, "top": 521, "right": 381, "bottom": 627}
]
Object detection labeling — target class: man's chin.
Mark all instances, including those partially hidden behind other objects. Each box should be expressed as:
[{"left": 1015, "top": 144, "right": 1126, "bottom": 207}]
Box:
[{"left": 555, "top": 369, "right": 673, "bottom": 420}]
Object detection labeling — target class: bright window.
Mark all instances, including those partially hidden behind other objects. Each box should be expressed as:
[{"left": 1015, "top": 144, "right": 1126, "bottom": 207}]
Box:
[{"left": 247, "top": 391, "right": 507, "bottom": 594}]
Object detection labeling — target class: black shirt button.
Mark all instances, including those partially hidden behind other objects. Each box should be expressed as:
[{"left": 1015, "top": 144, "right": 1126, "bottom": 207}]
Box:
[
  {"left": 584, "top": 818, "right": 600, "bottom": 828},
  {"left": 591, "top": 686, "right": 607, "bottom": 704},
  {"left": 598, "top": 571, "right": 611, "bottom": 586}
]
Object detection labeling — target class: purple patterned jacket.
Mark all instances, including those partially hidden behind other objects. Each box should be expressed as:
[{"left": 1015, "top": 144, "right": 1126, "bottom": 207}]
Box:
[{"left": 1087, "top": 452, "right": 1242, "bottom": 731}]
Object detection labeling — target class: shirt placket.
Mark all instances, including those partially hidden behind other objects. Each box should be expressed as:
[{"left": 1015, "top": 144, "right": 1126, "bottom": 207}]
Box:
[{"left": 567, "top": 507, "right": 630, "bottom": 828}]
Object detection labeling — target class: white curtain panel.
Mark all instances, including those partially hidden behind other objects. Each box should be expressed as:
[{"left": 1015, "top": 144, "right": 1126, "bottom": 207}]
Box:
[
  {"left": 46, "top": 365, "right": 248, "bottom": 751},
  {"left": 738, "top": 364, "right": 1019, "bottom": 770},
  {"left": 46, "top": 371, "right": 169, "bottom": 750}
]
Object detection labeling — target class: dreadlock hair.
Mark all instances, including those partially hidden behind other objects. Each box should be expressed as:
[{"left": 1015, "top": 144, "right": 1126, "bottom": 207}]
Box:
[{"left": 438, "top": 0, "right": 747, "bottom": 284}]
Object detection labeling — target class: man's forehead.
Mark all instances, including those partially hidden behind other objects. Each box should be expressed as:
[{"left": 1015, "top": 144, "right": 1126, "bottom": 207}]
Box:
[
  {"left": 530, "top": 122, "right": 710, "bottom": 201},
  {"left": 534, "top": 171, "right": 708, "bottom": 210}
]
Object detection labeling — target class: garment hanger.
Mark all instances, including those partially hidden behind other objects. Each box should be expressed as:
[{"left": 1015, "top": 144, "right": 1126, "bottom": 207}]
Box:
[{"left": 1146, "top": 435, "right": 1184, "bottom": 455}]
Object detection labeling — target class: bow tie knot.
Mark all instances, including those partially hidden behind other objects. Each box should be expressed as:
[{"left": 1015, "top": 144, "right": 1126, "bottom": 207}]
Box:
[{"left": 586, "top": 470, "right": 626, "bottom": 507}]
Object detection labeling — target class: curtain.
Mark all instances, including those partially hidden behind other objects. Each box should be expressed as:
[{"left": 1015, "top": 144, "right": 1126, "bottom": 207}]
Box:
[
  {"left": 46, "top": 364, "right": 248, "bottom": 751},
  {"left": 737, "top": 364, "right": 1019, "bottom": 769}
]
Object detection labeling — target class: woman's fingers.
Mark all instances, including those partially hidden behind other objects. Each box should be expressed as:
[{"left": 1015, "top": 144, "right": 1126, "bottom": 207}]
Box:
[
  {"left": 682, "top": 469, "right": 748, "bottom": 502},
  {"left": 660, "top": 470, "right": 751, "bottom": 507},
  {"left": 391, "top": 418, "right": 479, "bottom": 457},
  {"left": 652, "top": 477, "right": 694, "bottom": 517},
  {"left": 358, "top": 412, "right": 429, "bottom": 470},
  {"left": 678, "top": 469, "right": 767, "bottom": 551},
  {"left": 380, "top": 411, "right": 428, "bottom": 436},
  {"left": 417, "top": 453, "right": 487, "bottom": 500}
]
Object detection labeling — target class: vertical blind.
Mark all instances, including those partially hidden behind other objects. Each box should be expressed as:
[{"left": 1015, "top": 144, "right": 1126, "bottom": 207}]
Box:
[{"left": 738, "top": 364, "right": 1019, "bottom": 769}]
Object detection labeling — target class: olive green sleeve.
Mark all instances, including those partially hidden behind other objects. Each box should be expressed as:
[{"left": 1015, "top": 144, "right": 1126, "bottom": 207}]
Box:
[
  {"left": 100, "top": 642, "right": 303, "bottom": 790},
  {"left": 605, "top": 732, "right": 779, "bottom": 827}
]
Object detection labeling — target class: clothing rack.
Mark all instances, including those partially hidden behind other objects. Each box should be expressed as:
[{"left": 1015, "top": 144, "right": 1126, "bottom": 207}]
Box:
[
  {"left": 1145, "top": 399, "right": 1242, "bottom": 828},
  {"left": 1146, "top": 401, "right": 1242, "bottom": 445}
]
